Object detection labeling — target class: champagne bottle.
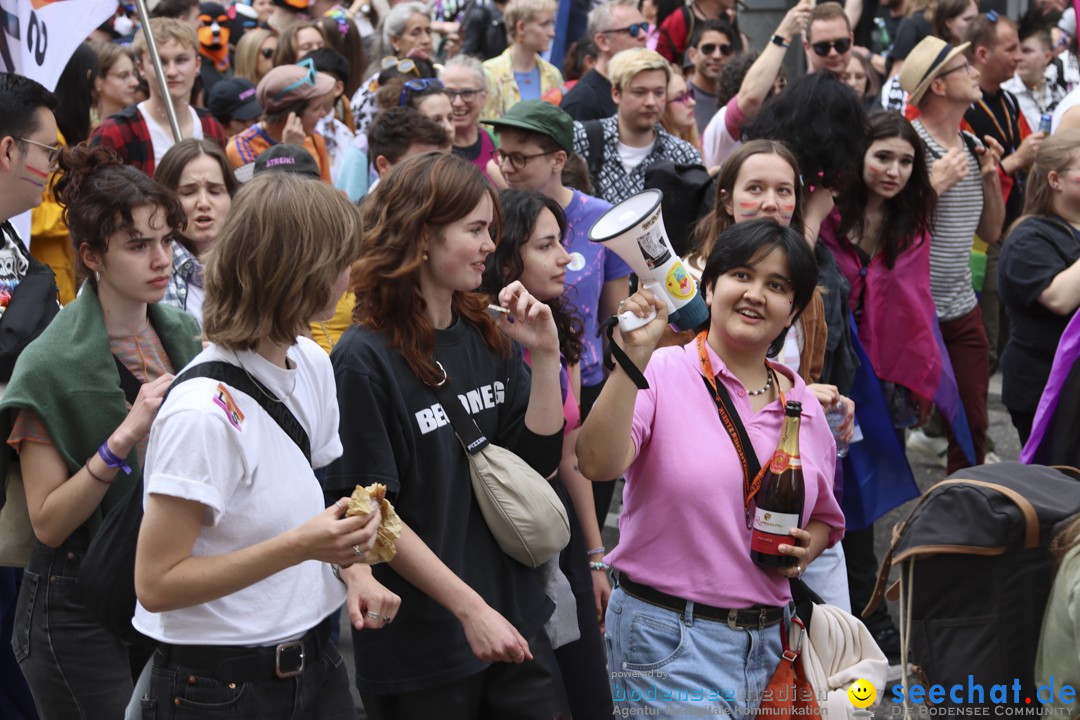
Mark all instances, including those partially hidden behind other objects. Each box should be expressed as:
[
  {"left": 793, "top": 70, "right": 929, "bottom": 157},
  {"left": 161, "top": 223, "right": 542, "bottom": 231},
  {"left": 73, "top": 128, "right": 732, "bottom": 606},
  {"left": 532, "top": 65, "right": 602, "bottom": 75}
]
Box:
[{"left": 751, "top": 401, "right": 804, "bottom": 568}]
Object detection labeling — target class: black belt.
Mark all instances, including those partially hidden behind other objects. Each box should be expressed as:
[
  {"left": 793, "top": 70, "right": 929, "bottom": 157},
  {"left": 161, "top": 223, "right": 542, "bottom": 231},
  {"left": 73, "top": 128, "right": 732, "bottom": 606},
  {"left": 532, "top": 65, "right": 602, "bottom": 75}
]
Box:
[
  {"left": 159, "top": 618, "right": 330, "bottom": 683},
  {"left": 619, "top": 576, "right": 785, "bottom": 630}
]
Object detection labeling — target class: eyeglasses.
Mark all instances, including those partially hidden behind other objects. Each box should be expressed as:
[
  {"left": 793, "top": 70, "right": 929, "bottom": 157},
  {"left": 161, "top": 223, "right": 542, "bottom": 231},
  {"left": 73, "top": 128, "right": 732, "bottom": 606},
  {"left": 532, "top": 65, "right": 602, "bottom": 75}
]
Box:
[
  {"left": 400, "top": 77, "right": 443, "bottom": 106},
  {"left": 671, "top": 88, "right": 694, "bottom": 104},
  {"left": 275, "top": 57, "right": 319, "bottom": 101},
  {"left": 495, "top": 148, "right": 558, "bottom": 171},
  {"left": 17, "top": 137, "right": 61, "bottom": 169},
  {"left": 810, "top": 38, "right": 852, "bottom": 56},
  {"left": 381, "top": 56, "right": 418, "bottom": 76},
  {"left": 260, "top": 47, "right": 275, "bottom": 59},
  {"left": 937, "top": 60, "right": 975, "bottom": 78},
  {"left": 602, "top": 22, "right": 650, "bottom": 38},
  {"left": 445, "top": 87, "right": 484, "bottom": 102},
  {"left": 699, "top": 42, "right": 734, "bottom": 57}
]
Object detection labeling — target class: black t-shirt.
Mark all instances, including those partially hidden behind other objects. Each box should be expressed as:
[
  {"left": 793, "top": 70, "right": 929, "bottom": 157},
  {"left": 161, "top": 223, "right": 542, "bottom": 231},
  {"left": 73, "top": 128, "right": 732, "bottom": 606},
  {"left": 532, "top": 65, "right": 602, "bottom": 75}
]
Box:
[
  {"left": 853, "top": 0, "right": 881, "bottom": 48},
  {"left": 998, "top": 216, "right": 1080, "bottom": 412},
  {"left": 890, "top": 11, "right": 931, "bottom": 63},
  {"left": 964, "top": 88, "right": 1026, "bottom": 227},
  {"left": 560, "top": 69, "right": 616, "bottom": 122},
  {"left": 328, "top": 319, "right": 555, "bottom": 694}
]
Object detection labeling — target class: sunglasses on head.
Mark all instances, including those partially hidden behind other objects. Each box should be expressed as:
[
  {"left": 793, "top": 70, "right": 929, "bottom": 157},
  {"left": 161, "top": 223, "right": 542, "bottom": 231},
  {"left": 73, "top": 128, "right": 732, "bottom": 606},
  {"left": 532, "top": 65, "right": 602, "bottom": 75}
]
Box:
[
  {"left": 699, "top": 42, "right": 734, "bottom": 57},
  {"left": 380, "top": 55, "right": 419, "bottom": 76},
  {"left": 400, "top": 77, "right": 443, "bottom": 106},
  {"left": 604, "top": 22, "right": 650, "bottom": 38},
  {"left": 810, "top": 38, "right": 852, "bottom": 56},
  {"left": 274, "top": 57, "right": 319, "bottom": 102}
]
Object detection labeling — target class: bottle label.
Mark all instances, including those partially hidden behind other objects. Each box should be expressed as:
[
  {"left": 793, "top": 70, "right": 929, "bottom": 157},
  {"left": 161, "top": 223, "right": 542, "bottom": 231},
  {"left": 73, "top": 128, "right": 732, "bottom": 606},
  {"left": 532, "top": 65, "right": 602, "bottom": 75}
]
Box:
[
  {"left": 768, "top": 450, "right": 802, "bottom": 474},
  {"left": 750, "top": 507, "right": 801, "bottom": 556}
]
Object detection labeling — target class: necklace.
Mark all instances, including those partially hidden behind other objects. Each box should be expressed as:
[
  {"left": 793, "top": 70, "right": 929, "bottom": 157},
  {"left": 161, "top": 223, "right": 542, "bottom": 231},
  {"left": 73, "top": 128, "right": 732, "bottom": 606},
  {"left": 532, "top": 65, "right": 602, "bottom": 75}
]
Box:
[
  {"left": 745, "top": 363, "right": 774, "bottom": 396},
  {"left": 234, "top": 350, "right": 295, "bottom": 404}
]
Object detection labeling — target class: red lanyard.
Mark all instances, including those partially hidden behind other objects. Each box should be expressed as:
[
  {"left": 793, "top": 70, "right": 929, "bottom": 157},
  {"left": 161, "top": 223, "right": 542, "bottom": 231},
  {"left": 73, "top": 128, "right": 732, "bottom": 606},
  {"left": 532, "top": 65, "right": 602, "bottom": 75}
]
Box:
[
  {"left": 695, "top": 331, "right": 785, "bottom": 527},
  {"left": 975, "top": 96, "right": 1016, "bottom": 151}
]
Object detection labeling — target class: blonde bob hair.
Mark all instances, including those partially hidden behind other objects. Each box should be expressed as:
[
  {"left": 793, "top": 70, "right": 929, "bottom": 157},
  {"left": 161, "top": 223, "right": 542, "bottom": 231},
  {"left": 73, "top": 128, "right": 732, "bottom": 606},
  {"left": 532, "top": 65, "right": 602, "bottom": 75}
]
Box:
[
  {"left": 1021, "top": 129, "right": 1080, "bottom": 221},
  {"left": 234, "top": 28, "right": 275, "bottom": 85},
  {"left": 504, "top": 0, "right": 557, "bottom": 42},
  {"left": 203, "top": 173, "right": 361, "bottom": 350},
  {"left": 132, "top": 17, "right": 198, "bottom": 63},
  {"left": 609, "top": 48, "right": 672, "bottom": 92}
]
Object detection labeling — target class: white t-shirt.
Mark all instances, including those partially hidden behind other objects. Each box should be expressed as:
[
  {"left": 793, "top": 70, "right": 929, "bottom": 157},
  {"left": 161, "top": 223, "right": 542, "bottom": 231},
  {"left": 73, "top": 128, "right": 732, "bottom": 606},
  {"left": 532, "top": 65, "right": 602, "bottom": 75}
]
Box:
[
  {"left": 138, "top": 102, "right": 204, "bottom": 171},
  {"left": 133, "top": 337, "right": 346, "bottom": 645},
  {"left": 1052, "top": 85, "right": 1080, "bottom": 133},
  {"left": 617, "top": 140, "right": 653, "bottom": 174},
  {"left": 702, "top": 104, "right": 739, "bottom": 169}
]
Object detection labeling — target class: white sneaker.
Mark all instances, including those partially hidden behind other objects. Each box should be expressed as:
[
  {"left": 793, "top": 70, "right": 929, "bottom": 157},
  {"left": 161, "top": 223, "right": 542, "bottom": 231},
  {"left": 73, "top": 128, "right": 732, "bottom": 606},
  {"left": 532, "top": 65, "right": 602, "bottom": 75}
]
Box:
[{"left": 906, "top": 429, "right": 948, "bottom": 468}]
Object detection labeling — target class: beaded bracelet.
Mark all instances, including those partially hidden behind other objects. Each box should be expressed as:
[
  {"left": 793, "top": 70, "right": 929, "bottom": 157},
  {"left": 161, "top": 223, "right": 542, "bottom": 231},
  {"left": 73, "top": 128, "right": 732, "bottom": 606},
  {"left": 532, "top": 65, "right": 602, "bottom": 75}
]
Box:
[
  {"left": 589, "top": 561, "right": 610, "bottom": 571},
  {"left": 586, "top": 547, "right": 606, "bottom": 557}
]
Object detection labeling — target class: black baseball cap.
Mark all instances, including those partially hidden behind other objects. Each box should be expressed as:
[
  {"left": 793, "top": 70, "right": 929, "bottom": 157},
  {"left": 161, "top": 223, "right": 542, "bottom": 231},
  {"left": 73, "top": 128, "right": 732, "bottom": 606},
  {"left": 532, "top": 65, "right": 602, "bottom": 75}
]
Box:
[
  {"left": 207, "top": 77, "right": 262, "bottom": 122},
  {"left": 252, "top": 144, "right": 321, "bottom": 179}
]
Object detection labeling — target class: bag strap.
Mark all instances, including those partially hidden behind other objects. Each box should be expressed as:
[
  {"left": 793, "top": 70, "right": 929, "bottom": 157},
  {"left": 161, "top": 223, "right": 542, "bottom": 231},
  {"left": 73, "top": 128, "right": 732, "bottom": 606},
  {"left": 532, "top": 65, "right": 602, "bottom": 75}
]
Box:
[
  {"left": 582, "top": 119, "right": 605, "bottom": 184},
  {"left": 599, "top": 316, "right": 650, "bottom": 390},
  {"left": 169, "top": 361, "right": 311, "bottom": 463},
  {"left": 428, "top": 365, "right": 490, "bottom": 456},
  {"left": 113, "top": 356, "right": 142, "bottom": 406}
]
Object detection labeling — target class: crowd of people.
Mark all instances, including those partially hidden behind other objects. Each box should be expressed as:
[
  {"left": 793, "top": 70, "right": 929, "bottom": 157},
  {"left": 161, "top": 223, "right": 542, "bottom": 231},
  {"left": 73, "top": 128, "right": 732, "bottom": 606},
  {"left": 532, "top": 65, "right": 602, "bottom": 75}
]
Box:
[{"left": 2, "top": 0, "right": 1080, "bottom": 718}]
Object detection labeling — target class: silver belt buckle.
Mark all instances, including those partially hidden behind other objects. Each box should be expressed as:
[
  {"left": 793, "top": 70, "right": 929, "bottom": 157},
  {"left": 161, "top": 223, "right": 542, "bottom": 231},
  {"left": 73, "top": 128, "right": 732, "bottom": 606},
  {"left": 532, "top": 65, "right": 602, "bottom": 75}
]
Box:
[
  {"left": 727, "top": 609, "right": 740, "bottom": 630},
  {"left": 275, "top": 641, "right": 305, "bottom": 678}
]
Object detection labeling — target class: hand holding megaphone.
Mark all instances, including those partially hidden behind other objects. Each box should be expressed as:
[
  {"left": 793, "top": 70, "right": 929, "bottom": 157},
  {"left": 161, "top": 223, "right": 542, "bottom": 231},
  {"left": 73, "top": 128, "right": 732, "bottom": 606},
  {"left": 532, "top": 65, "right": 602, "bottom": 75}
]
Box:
[{"left": 615, "top": 288, "right": 670, "bottom": 361}]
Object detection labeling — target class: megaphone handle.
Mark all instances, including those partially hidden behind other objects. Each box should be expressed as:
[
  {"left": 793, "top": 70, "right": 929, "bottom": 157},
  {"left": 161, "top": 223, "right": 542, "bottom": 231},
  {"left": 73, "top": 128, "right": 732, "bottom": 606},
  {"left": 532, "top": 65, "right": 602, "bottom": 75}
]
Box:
[{"left": 617, "top": 307, "right": 657, "bottom": 333}]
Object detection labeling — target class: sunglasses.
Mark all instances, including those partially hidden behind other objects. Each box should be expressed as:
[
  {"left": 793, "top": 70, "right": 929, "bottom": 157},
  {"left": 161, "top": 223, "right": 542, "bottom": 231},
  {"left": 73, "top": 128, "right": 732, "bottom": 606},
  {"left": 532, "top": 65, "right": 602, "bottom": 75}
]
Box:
[
  {"left": 381, "top": 56, "right": 419, "bottom": 76},
  {"left": 274, "top": 57, "right": 319, "bottom": 101},
  {"left": 495, "top": 148, "right": 557, "bottom": 171},
  {"left": 400, "top": 77, "right": 444, "bottom": 106},
  {"left": 671, "top": 88, "right": 694, "bottom": 104},
  {"left": 260, "top": 47, "right": 275, "bottom": 59},
  {"left": 603, "top": 22, "right": 650, "bottom": 38},
  {"left": 699, "top": 42, "right": 734, "bottom": 57},
  {"left": 810, "top": 38, "right": 852, "bottom": 56},
  {"left": 17, "top": 137, "right": 61, "bottom": 170}
]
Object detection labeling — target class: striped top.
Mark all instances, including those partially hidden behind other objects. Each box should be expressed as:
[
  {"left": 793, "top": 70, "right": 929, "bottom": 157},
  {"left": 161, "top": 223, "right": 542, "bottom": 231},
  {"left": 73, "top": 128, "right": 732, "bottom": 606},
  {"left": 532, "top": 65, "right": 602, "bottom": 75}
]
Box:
[{"left": 914, "top": 120, "right": 984, "bottom": 322}]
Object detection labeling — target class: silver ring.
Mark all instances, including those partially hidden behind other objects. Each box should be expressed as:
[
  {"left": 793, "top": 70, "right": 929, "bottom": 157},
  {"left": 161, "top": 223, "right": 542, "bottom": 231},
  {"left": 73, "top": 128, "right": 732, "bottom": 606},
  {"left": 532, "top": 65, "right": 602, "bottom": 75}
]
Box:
[
  {"left": 366, "top": 611, "right": 383, "bottom": 621},
  {"left": 353, "top": 544, "right": 363, "bottom": 556},
  {"left": 796, "top": 564, "right": 804, "bottom": 577}
]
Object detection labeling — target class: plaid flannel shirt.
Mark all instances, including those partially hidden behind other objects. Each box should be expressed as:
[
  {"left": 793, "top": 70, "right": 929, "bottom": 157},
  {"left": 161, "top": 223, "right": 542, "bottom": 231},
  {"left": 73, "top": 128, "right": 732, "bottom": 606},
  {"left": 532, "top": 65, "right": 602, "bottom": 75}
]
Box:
[
  {"left": 572, "top": 115, "right": 703, "bottom": 206},
  {"left": 89, "top": 105, "right": 227, "bottom": 177}
]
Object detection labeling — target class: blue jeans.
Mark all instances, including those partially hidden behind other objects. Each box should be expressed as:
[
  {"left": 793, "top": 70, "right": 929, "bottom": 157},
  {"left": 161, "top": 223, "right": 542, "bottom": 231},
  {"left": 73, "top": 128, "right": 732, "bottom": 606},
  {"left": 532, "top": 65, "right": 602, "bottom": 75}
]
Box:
[
  {"left": 12, "top": 534, "right": 138, "bottom": 720},
  {"left": 605, "top": 586, "right": 785, "bottom": 715}
]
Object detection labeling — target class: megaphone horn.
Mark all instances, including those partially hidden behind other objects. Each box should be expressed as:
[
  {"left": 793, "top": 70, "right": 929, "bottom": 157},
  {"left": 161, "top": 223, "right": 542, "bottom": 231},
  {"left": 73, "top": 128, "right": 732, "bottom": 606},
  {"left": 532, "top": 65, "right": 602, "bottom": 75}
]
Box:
[{"left": 588, "top": 189, "right": 709, "bottom": 332}]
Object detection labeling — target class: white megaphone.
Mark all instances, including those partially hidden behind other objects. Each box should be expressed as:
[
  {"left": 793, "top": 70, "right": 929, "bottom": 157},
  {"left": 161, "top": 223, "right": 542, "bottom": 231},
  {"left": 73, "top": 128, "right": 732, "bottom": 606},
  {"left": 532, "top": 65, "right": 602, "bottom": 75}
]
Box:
[{"left": 589, "top": 189, "right": 709, "bottom": 333}]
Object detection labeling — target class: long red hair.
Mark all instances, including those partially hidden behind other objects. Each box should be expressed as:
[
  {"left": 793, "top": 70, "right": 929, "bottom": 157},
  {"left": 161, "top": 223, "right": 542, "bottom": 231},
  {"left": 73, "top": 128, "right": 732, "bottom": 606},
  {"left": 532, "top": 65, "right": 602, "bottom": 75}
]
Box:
[{"left": 353, "top": 152, "right": 509, "bottom": 386}]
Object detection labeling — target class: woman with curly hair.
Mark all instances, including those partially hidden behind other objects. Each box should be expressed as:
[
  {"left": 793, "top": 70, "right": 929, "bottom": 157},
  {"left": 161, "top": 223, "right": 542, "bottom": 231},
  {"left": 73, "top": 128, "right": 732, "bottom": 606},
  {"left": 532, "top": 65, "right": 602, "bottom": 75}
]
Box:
[
  {"left": 1, "top": 144, "right": 202, "bottom": 718},
  {"left": 328, "top": 152, "right": 570, "bottom": 719},
  {"left": 482, "top": 187, "right": 613, "bottom": 718}
]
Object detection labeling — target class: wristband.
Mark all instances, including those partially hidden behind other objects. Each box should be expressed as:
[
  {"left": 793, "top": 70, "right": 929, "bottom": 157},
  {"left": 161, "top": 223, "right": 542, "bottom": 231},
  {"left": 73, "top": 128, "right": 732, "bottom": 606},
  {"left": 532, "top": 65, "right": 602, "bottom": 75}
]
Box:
[
  {"left": 97, "top": 442, "right": 132, "bottom": 475},
  {"left": 771, "top": 34, "right": 790, "bottom": 48},
  {"left": 589, "top": 561, "right": 610, "bottom": 571},
  {"left": 85, "top": 456, "right": 114, "bottom": 485},
  {"left": 586, "top": 547, "right": 606, "bottom": 556}
]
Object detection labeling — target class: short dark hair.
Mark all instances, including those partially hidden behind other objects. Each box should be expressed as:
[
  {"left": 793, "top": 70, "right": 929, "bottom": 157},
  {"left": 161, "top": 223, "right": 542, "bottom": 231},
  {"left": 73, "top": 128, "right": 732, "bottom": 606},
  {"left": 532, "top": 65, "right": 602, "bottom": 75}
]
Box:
[
  {"left": 305, "top": 47, "right": 351, "bottom": 88},
  {"left": 964, "top": 13, "right": 1017, "bottom": 54},
  {"left": 150, "top": 0, "right": 197, "bottom": 18},
  {"left": 699, "top": 219, "right": 818, "bottom": 357},
  {"left": 264, "top": 98, "right": 310, "bottom": 125},
  {"left": 689, "top": 19, "right": 740, "bottom": 54},
  {"left": 0, "top": 73, "right": 58, "bottom": 144},
  {"left": 368, "top": 107, "right": 450, "bottom": 166}
]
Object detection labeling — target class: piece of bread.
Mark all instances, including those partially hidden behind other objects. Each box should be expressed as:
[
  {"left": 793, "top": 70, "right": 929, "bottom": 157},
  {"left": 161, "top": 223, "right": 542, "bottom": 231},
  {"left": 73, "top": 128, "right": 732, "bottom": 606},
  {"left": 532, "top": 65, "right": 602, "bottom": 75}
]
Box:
[{"left": 346, "top": 483, "right": 402, "bottom": 564}]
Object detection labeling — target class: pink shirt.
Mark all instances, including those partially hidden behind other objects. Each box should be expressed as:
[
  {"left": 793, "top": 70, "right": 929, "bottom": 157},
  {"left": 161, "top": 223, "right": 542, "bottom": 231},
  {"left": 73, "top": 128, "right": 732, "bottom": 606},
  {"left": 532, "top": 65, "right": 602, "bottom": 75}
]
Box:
[{"left": 607, "top": 339, "right": 845, "bottom": 608}]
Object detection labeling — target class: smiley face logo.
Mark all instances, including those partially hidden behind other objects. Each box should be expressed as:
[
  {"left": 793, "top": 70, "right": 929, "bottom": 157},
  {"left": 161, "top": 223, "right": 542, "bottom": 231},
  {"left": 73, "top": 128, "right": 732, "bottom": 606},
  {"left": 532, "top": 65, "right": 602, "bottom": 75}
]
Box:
[{"left": 848, "top": 678, "right": 876, "bottom": 708}]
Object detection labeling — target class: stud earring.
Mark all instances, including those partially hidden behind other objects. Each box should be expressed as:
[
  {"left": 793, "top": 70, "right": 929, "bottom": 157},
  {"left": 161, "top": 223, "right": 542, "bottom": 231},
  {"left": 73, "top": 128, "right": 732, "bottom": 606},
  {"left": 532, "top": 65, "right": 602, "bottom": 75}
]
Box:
[{"left": 423, "top": 251, "right": 429, "bottom": 261}]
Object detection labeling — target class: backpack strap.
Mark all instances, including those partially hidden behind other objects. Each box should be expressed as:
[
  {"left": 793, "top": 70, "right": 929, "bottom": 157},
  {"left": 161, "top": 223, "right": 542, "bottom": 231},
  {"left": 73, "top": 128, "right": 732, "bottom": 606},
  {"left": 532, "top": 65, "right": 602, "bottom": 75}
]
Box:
[
  {"left": 582, "top": 119, "right": 605, "bottom": 185},
  {"left": 168, "top": 361, "right": 312, "bottom": 464}
]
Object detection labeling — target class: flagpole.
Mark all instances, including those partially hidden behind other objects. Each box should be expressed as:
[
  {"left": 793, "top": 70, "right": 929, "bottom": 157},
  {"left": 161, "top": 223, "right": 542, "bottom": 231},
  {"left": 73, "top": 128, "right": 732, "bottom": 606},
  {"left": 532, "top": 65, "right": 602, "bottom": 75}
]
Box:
[{"left": 131, "top": 0, "right": 183, "bottom": 143}]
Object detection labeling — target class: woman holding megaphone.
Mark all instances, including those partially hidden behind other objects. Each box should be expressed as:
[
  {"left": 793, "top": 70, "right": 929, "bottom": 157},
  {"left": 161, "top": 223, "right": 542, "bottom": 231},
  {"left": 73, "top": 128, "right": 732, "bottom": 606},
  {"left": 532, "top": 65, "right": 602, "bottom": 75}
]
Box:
[{"left": 577, "top": 219, "right": 846, "bottom": 717}]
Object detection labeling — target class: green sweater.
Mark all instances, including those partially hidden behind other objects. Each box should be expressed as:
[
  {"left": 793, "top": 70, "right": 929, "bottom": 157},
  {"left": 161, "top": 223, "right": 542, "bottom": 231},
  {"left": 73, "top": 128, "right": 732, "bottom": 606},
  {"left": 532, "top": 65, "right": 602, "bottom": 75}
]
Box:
[
  {"left": 0, "top": 284, "right": 201, "bottom": 536},
  {"left": 1035, "top": 542, "right": 1080, "bottom": 714}
]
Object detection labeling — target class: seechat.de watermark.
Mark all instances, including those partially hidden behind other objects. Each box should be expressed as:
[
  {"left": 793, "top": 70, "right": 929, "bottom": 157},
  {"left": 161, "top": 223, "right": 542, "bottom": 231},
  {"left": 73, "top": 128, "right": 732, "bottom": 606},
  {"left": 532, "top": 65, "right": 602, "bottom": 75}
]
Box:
[{"left": 890, "top": 676, "right": 1075, "bottom": 715}]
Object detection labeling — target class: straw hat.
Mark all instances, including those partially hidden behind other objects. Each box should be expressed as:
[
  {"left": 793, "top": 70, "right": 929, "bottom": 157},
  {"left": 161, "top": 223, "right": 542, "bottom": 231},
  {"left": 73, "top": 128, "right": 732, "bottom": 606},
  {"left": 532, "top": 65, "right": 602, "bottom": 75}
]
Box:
[{"left": 898, "top": 36, "right": 971, "bottom": 106}]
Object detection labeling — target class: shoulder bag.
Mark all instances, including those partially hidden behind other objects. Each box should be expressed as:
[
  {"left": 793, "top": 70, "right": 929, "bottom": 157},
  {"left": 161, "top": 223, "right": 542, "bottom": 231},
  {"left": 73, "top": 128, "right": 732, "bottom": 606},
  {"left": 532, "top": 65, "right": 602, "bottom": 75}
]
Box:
[
  {"left": 78, "top": 360, "right": 311, "bottom": 644},
  {"left": 429, "top": 365, "right": 570, "bottom": 568}
]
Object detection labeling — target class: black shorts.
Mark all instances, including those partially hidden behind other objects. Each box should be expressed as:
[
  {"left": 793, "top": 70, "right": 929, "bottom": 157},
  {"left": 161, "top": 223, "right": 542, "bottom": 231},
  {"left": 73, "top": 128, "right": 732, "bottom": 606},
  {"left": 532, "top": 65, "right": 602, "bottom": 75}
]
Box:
[{"left": 360, "top": 630, "right": 569, "bottom": 720}]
